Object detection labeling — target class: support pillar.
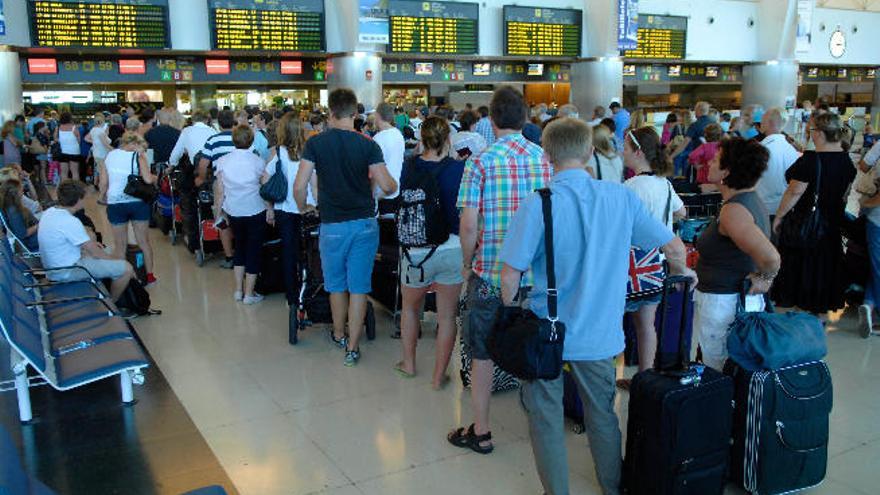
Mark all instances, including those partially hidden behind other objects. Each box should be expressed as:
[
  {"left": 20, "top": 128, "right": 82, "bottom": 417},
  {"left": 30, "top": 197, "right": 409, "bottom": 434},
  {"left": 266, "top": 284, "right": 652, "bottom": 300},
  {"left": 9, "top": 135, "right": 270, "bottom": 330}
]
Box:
[
  {"left": 161, "top": 87, "right": 177, "bottom": 109},
  {"left": 571, "top": 58, "right": 624, "bottom": 119},
  {"left": 0, "top": 48, "right": 23, "bottom": 123},
  {"left": 190, "top": 86, "right": 217, "bottom": 111},
  {"left": 327, "top": 53, "right": 383, "bottom": 112},
  {"left": 742, "top": 61, "right": 800, "bottom": 111}
]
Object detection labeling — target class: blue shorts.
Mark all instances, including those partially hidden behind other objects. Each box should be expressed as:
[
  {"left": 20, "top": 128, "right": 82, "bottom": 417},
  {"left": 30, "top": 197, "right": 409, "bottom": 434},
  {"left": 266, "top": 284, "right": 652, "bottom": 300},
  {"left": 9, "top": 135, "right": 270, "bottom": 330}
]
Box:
[
  {"left": 319, "top": 218, "right": 379, "bottom": 294},
  {"left": 107, "top": 201, "right": 151, "bottom": 225}
]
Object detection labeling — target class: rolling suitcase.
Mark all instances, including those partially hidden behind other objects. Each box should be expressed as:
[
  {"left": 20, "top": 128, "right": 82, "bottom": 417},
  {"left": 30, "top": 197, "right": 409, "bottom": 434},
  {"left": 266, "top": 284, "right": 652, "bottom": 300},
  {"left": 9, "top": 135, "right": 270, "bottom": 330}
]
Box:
[
  {"left": 622, "top": 288, "right": 695, "bottom": 368},
  {"left": 623, "top": 276, "right": 734, "bottom": 495},
  {"left": 254, "top": 238, "right": 285, "bottom": 294},
  {"left": 724, "top": 359, "right": 832, "bottom": 494}
]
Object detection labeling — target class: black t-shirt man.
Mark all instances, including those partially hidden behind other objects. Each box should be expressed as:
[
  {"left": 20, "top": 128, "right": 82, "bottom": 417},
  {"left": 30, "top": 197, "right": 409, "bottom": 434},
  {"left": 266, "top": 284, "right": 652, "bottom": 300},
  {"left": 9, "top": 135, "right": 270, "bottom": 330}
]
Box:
[{"left": 302, "top": 128, "right": 385, "bottom": 224}]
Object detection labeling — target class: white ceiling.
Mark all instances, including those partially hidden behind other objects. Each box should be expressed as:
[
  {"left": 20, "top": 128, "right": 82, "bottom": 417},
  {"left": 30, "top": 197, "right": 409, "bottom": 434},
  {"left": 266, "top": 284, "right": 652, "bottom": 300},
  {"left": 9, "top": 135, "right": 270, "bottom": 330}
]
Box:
[{"left": 817, "top": 0, "right": 880, "bottom": 12}]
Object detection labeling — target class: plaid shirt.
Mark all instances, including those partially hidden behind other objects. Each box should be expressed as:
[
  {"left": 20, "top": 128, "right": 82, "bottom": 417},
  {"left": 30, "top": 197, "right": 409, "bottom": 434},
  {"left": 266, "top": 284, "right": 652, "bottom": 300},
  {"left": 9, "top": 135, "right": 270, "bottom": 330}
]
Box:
[
  {"left": 457, "top": 132, "right": 551, "bottom": 288},
  {"left": 475, "top": 117, "right": 496, "bottom": 146}
]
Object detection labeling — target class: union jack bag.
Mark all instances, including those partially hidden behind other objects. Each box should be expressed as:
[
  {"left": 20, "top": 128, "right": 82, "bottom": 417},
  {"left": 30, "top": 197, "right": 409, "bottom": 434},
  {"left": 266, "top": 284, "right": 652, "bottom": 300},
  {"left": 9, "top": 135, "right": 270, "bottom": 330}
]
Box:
[{"left": 626, "top": 247, "right": 666, "bottom": 300}]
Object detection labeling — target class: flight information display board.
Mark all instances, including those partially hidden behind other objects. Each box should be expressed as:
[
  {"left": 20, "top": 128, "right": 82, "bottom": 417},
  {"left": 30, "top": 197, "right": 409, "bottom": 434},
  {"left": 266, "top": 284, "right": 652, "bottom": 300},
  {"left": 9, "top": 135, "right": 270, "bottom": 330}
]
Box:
[
  {"left": 210, "top": 0, "right": 325, "bottom": 51},
  {"left": 623, "top": 15, "right": 687, "bottom": 60},
  {"left": 388, "top": 1, "right": 479, "bottom": 55},
  {"left": 503, "top": 6, "right": 582, "bottom": 57},
  {"left": 28, "top": 0, "right": 170, "bottom": 48}
]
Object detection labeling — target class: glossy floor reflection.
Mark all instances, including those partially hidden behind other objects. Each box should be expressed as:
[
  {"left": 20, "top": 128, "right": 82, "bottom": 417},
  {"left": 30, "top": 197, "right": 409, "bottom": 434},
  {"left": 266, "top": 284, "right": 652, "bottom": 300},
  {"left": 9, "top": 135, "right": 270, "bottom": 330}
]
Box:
[{"left": 6, "top": 194, "right": 880, "bottom": 495}]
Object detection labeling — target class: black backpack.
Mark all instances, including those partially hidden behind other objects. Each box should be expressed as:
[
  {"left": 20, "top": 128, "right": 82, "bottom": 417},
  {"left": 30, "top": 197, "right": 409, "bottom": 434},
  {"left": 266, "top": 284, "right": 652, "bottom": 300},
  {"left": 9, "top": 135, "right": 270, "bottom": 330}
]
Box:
[
  {"left": 115, "top": 279, "right": 161, "bottom": 316},
  {"left": 397, "top": 159, "right": 450, "bottom": 282}
]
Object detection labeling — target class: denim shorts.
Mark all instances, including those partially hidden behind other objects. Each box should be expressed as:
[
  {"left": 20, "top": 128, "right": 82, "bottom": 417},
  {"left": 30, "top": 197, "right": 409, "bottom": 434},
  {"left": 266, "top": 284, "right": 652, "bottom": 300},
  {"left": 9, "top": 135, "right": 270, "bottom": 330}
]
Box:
[
  {"left": 624, "top": 292, "right": 662, "bottom": 312},
  {"left": 401, "top": 246, "right": 464, "bottom": 288},
  {"left": 107, "top": 201, "right": 151, "bottom": 225},
  {"left": 319, "top": 218, "right": 379, "bottom": 294}
]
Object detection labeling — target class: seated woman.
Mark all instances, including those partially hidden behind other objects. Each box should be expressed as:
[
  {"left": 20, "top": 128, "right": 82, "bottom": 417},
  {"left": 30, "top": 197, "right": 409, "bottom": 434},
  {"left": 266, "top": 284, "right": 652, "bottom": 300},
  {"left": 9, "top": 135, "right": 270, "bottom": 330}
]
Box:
[
  {"left": 0, "top": 177, "right": 39, "bottom": 251},
  {"left": 694, "top": 138, "right": 781, "bottom": 370}
]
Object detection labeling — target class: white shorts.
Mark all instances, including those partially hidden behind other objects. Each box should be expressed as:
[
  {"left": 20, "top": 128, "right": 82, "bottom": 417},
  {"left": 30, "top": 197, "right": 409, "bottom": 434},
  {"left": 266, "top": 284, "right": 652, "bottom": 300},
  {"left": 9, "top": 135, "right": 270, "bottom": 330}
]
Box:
[
  {"left": 48, "top": 257, "right": 128, "bottom": 283},
  {"left": 693, "top": 290, "right": 765, "bottom": 370}
]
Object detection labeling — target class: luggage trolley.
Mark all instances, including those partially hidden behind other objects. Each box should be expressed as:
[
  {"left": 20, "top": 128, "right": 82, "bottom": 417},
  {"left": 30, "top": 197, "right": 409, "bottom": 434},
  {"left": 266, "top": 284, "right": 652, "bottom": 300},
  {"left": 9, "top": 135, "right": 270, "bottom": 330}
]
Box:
[
  {"left": 194, "top": 187, "right": 224, "bottom": 267},
  {"left": 288, "top": 212, "right": 376, "bottom": 345},
  {"left": 154, "top": 161, "right": 184, "bottom": 245}
]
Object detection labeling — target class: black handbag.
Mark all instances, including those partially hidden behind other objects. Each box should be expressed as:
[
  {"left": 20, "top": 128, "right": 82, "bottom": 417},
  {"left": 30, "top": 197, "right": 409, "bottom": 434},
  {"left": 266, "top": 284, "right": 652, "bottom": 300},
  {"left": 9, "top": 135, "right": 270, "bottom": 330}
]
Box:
[
  {"left": 778, "top": 154, "right": 828, "bottom": 249},
  {"left": 488, "top": 188, "right": 566, "bottom": 381},
  {"left": 123, "top": 151, "right": 158, "bottom": 203},
  {"left": 260, "top": 146, "right": 288, "bottom": 202}
]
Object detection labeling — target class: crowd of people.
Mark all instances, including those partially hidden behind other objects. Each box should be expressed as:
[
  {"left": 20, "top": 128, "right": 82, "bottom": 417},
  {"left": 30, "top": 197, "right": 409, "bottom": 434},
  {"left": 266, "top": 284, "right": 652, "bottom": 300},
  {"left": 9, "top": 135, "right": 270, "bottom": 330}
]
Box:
[{"left": 2, "top": 86, "right": 875, "bottom": 494}]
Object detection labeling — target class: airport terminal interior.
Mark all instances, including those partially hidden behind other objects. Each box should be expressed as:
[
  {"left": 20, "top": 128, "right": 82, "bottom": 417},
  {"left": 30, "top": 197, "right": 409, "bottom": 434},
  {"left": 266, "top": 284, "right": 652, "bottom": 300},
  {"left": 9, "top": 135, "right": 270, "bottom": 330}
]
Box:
[{"left": 1, "top": 0, "right": 880, "bottom": 494}]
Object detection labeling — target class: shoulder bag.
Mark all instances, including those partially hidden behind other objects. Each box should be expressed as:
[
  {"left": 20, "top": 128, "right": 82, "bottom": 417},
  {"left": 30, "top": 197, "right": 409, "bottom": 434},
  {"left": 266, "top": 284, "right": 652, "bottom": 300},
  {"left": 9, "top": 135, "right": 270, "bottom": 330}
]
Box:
[
  {"left": 488, "top": 188, "right": 566, "bottom": 381},
  {"left": 260, "top": 146, "right": 288, "bottom": 203},
  {"left": 593, "top": 153, "right": 603, "bottom": 181},
  {"left": 778, "top": 154, "right": 828, "bottom": 249},
  {"left": 123, "top": 151, "right": 158, "bottom": 203}
]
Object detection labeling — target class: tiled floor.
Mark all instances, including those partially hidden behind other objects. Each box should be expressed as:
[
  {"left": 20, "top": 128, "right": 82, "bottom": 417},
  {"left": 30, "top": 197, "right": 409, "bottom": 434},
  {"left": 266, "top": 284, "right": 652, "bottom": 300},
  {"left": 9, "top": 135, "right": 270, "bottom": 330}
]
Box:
[{"left": 127, "top": 213, "right": 880, "bottom": 495}]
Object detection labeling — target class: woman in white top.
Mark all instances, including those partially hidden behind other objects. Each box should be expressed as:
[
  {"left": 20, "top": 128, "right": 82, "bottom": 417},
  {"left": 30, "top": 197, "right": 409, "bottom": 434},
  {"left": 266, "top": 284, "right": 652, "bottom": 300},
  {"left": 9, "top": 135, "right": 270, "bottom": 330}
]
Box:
[
  {"left": 85, "top": 114, "right": 112, "bottom": 195},
  {"left": 263, "top": 113, "right": 316, "bottom": 307},
  {"left": 100, "top": 132, "right": 158, "bottom": 284},
  {"left": 589, "top": 124, "right": 625, "bottom": 183},
  {"left": 54, "top": 112, "right": 81, "bottom": 182},
  {"left": 216, "top": 125, "right": 271, "bottom": 305},
  {"left": 450, "top": 110, "right": 487, "bottom": 161},
  {"left": 619, "top": 126, "right": 686, "bottom": 389}
]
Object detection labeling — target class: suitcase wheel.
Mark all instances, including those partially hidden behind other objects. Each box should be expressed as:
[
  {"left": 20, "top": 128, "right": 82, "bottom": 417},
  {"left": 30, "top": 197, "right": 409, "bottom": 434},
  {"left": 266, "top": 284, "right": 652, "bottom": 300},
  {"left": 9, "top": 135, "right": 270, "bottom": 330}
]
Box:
[
  {"left": 365, "top": 302, "right": 376, "bottom": 341},
  {"left": 170, "top": 231, "right": 178, "bottom": 246},
  {"left": 288, "top": 306, "right": 298, "bottom": 345},
  {"left": 571, "top": 423, "right": 585, "bottom": 434}
]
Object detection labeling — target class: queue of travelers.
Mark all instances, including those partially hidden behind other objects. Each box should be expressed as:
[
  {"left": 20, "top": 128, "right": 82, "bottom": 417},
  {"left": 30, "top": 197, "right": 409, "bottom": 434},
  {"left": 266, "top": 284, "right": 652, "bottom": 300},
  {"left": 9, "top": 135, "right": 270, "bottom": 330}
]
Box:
[{"left": 3, "top": 88, "right": 875, "bottom": 495}]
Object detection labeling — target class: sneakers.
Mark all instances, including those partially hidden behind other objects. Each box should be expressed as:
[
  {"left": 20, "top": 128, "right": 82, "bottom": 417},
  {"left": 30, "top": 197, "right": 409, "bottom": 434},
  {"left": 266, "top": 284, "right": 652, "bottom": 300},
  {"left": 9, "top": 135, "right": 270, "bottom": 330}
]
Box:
[
  {"left": 343, "top": 349, "right": 360, "bottom": 367},
  {"left": 145, "top": 273, "right": 157, "bottom": 286},
  {"left": 243, "top": 294, "right": 264, "bottom": 305},
  {"left": 219, "top": 258, "right": 234, "bottom": 269},
  {"left": 329, "top": 332, "right": 347, "bottom": 349},
  {"left": 233, "top": 291, "right": 243, "bottom": 302},
  {"left": 858, "top": 304, "right": 873, "bottom": 339}
]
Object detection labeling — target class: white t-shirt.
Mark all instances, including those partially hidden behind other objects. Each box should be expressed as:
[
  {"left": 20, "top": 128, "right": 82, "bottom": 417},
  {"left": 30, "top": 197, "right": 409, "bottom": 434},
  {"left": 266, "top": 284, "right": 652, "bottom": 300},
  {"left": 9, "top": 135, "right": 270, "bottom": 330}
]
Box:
[
  {"left": 591, "top": 153, "right": 624, "bottom": 183},
  {"left": 265, "top": 146, "right": 316, "bottom": 214},
  {"left": 104, "top": 149, "right": 142, "bottom": 204},
  {"left": 373, "top": 128, "right": 405, "bottom": 199},
  {"left": 38, "top": 207, "right": 89, "bottom": 269},
  {"left": 215, "top": 149, "right": 267, "bottom": 217},
  {"left": 88, "top": 124, "right": 111, "bottom": 160},
  {"left": 452, "top": 131, "right": 488, "bottom": 160},
  {"left": 758, "top": 134, "right": 800, "bottom": 214},
  {"left": 624, "top": 175, "right": 684, "bottom": 229}
]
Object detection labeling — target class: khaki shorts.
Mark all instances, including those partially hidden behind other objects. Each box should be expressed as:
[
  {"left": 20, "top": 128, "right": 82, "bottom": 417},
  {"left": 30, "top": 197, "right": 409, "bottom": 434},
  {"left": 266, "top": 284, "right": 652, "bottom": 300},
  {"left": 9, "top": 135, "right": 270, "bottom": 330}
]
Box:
[
  {"left": 400, "top": 246, "right": 464, "bottom": 288},
  {"left": 49, "top": 258, "right": 128, "bottom": 282}
]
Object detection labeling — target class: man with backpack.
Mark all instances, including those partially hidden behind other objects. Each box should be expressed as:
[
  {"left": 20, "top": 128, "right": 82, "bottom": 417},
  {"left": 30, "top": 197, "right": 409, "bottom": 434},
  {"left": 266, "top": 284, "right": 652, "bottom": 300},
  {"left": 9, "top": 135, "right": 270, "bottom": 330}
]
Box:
[
  {"left": 447, "top": 86, "right": 552, "bottom": 454},
  {"left": 293, "top": 89, "right": 398, "bottom": 367}
]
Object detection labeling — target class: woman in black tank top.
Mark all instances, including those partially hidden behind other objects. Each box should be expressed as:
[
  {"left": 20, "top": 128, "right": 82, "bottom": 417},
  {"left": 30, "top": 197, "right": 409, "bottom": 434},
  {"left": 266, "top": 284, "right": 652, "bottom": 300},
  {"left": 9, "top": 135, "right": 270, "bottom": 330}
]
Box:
[{"left": 693, "top": 138, "right": 781, "bottom": 370}]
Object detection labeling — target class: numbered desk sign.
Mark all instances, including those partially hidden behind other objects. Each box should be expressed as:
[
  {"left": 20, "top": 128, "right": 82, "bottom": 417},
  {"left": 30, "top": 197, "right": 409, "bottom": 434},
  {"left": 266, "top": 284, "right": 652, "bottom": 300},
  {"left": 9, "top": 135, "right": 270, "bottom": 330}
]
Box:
[{"left": 626, "top": 247, "right": 666, "bottom": 301}]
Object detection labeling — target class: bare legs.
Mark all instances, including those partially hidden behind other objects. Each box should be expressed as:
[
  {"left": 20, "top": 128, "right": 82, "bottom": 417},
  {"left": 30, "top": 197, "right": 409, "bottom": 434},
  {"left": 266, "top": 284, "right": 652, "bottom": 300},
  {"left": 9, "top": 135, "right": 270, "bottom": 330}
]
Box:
[
  {"left": 399, "top": 283, "right": 461, "bottom": 388},
  {"left": 328, "top": 291, "right": 370, "bottom": 352}
]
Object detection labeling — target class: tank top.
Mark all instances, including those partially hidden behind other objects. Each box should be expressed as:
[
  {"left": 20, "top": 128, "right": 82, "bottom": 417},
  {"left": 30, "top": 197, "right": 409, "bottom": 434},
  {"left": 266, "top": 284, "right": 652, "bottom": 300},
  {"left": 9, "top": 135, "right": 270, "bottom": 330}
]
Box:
[
  {"left": 104, "top": 149, "right": 140, "bottom": 204},
  {"left": 695, "top": 191, "right": 770, "bottom": 294},
  {"left": 58, "top": 128, "right": 80, "bottom": 155}
]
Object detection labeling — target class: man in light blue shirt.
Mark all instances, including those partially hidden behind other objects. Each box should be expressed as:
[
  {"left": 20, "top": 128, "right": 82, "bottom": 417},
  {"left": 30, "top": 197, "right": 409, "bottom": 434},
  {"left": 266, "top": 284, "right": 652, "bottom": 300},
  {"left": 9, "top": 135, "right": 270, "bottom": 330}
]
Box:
[
  {"left": 610, "top": 102, "right": 630, "bottom": 152},
  {"left": 499, "top": 118, "right": 694, "bottom": 495},
  {"left": 252, "top": 111, "right": 270, "bottom": 162}
]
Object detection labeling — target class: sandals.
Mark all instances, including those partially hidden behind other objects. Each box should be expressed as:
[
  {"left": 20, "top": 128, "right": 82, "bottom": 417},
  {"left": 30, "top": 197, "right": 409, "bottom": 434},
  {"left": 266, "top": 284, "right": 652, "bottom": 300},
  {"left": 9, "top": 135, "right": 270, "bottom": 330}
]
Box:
[
  {"left": 394, "top": 362, "right": 416, "bottom": 379},
  {"left": 447, "top": 424, "right": 494, "bottom": 454},
  {"left": 432, "top": 375, "right": 450, "bottom": 391},
  {"left": 616, "top": 378, "right": 632, "bottom": 391}
]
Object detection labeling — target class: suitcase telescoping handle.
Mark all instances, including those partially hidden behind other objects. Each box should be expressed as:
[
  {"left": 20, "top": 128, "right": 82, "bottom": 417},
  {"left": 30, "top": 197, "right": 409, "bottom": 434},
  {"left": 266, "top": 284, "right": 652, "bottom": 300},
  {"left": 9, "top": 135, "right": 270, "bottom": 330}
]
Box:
[{"left": 654, "top": 275, "right": 694, "bottom": 373}]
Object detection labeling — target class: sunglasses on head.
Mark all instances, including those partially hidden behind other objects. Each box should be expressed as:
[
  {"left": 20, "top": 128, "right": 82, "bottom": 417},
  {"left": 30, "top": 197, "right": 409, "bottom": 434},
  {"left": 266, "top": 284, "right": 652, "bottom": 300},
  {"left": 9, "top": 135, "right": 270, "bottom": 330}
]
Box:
[{"left": 627, "top": 130, "right": 642, "bottom": 151}]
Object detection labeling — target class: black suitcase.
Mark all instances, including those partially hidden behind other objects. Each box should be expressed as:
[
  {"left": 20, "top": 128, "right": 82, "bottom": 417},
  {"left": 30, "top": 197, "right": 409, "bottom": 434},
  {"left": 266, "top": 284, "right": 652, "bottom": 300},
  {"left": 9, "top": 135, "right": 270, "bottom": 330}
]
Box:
[
  {"left": 623, "top": 276, "right": 734, "bottom": 495},
  {"left": 254, "top": 238, "right": 286, "bottom": 294},
  {"left": 724, "top": 359, "right": 832, "bottom": 495}
]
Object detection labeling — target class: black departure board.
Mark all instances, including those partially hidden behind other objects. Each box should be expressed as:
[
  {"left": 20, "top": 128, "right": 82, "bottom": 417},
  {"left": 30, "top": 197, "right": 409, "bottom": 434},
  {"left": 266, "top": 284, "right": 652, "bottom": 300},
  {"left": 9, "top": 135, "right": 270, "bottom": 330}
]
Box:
[
  {"left": 623, "top": 15, "right": 687, "bottom": 60},
  {"left": 210, "top": 0, "right": 324, "bottom": 51},
  {"left": 28, "top": 0, "right": 169, "bottom": 48},
  {"left": 503, "top": 6, "right": 581, "bottom": 57},
  {"left": 388, "top": 0, "right": 479, "bottom": 55}
]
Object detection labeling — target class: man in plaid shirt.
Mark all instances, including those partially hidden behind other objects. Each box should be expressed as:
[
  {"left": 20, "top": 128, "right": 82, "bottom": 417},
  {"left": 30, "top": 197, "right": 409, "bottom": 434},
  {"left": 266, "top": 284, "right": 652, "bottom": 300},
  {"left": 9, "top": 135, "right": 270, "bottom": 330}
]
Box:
[{"left": 447, "top": 86, "right": 552, "bottom": 454}]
